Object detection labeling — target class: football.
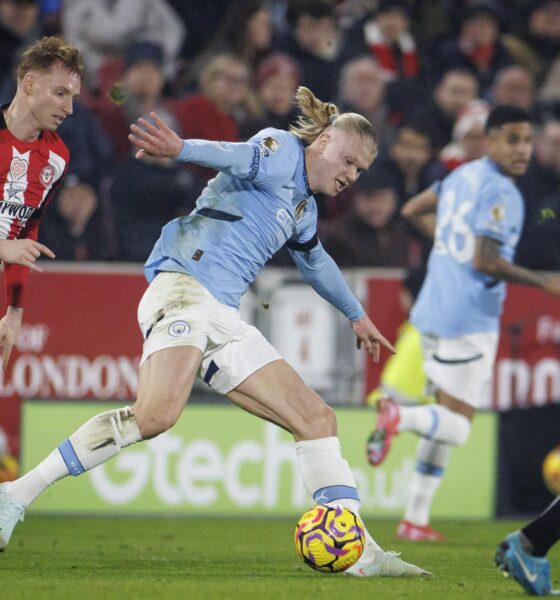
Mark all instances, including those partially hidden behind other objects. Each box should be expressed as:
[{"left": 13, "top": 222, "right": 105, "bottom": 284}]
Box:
[
  {"left": 543, "top": 446, "right": 560, "bottom": 495},
  {"left": 294, "top": 504, "right": 365, "bottom": 573}
]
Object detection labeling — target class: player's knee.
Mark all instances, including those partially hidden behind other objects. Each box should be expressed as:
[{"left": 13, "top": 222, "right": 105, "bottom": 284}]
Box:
[
  {"left": 446, "top": 409, "right": 471, "bottom": 446},
  {"left": 133, "top": 405, "right": 181, "bottom": 439},
  {"left": 296, "top": 401, "right": 336, "bottom": 440}
]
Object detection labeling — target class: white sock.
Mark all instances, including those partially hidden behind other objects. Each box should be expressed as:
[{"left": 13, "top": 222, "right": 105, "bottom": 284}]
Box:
[
  {"left": 6, "top": 407, "right": 142, "bottom": 506},
  {"left": 404, "top": 438, "right": 452, "bottom": 526},
  {"left": 398, "top": 404, "right": 471, "bottom": 445},
  {"left": 295, "top": 436, "right": 382, "bottom": 559}
]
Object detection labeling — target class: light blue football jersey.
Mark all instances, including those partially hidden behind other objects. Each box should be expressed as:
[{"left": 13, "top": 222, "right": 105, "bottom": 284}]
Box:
[
  {"left": 411, "top": 157, "right": 525, "bottom": 337},
  {"left": 145, "top": 127, "right": 363, "bottom": 320}
]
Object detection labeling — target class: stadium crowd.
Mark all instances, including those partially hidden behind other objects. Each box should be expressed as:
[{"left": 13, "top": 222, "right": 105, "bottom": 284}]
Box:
[{"left": 1, "top": 0, "right": 560, "bottom": 269}]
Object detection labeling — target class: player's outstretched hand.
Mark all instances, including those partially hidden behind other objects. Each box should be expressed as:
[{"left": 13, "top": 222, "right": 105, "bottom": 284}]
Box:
[
  {"left": 0, "top": 239, "right": 55, "bottom": 271},
  {"left": 351, "top": 315, "right": 396, "bottom": 363},
  {"left": 544, "top": 275, "right": 560, "bottom": 296},
  {"left": 128, "top": 112, "right": 184, "bottom": 160}
]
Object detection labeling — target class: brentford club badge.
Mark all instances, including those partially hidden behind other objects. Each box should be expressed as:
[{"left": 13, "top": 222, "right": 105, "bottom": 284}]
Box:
[{"left": 39, "top": 164, "right": 55, "bottom": 187}]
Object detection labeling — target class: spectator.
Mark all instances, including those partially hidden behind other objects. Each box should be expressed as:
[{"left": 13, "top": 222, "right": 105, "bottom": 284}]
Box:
[
  {"left": 408, "top": 68, "right": 480, "bottom": 152},
  {"left": 166, "top": 0, "right": 233, "bottom": 62},
  {"left": 427, "top": 1, "right": 514, "bottom": 95},
  {"left": 174, "top": 53, "right": 254, "bottom": 181},
  {"left": 439, "top": 99, "right": 491, "bottom": 173},
  {"left": 322, "top": 168, "right": 410, "bottom": 267},
  {"left": 93, "top": 41, "right": 179, "bottom": 162},
  {"left": 254, "top": 52, "right": 301, "bottom": 132},
  {"left": 62, "top": 0, "right": 185, "bottom": 90},
  {"left": 276, "top": 0, "right": 344, "bottom": 102},
  {"left": 489, "top": 65, "right": 535, "bottom": 111},
  {"left": 0, "top": 0, "right": 39, "bottom": 99},
  {"left": 38, "top": 177, "right": 114, "bottom": 261},
  {"left": 382, "top": 124, "right": 436, "bottom": 203},
  {"left": 341, "top": 0, "right": 419, "bottom": 83},
  {"left": 57, "top": 100, "right": 114, "bottom": 191},
  {"left": 209, "top": 0, "right": 274, "bottom": 70},
  {"left": 503, "top": 0, "right": 560, "bottom": 84},
  {"left": 537, "top": 55, "right": 560, "bottom": 119},
  {"left": 516, "top": 119, "right": 560, "bottom": 270},
  {"left": 110, "top": 155, "right": 202, "bottom": 262},
  {"left": 337, "top": 55, "right": 398, "bottom": 154}
]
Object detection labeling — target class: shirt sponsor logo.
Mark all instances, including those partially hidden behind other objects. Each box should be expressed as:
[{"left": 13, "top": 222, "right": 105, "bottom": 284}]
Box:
[{"left": 0, "top": 201, "right": 35, "bottom": 221}]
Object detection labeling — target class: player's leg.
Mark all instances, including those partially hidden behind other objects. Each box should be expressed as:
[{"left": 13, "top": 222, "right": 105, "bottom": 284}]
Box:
[
  {"left": 367, "top": 332, "right": 497, "bottom": 465},
  {"left": 396, "top": 437, "right": 451, "bottom": 541},
  {"left": 495, "top": 496, "right": 560, "bottom": 596},
  {"left": 0, "top": 345, "right": 201, "bottom": 550},
  {"left": 368, "top": 332, "right": 497, "bottom": 542},
  {"left": 0, "top": 272, "right": 208, "bottom": 550},
  {"left": 495, "top": 498, "right": 560, "bottom": 596},
  {"left": 522, "top": 497, "right": 560, "bottom": 557},
  {"left": 226, "top": 359, "right": 429, "bottom": 577}
]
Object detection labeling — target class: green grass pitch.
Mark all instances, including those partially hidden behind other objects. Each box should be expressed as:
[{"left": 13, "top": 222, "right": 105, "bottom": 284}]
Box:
[{"left": 1, "top": 516, "right": 558, "bottom": 599}]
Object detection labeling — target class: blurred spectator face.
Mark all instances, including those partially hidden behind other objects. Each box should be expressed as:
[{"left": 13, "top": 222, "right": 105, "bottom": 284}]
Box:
[
  {"left": 257, "top": 53, "right": 301, "bottom": 116},
  {"left": 339, "top": 57, "right": 385, "bottom": 114},
  {"left": 375, "top": 8, "right": 410, "bottom": 42},
  {"left": 391, "top": 127, "right": 431, "bottom": 176},
  {"left": 487, "top": 122, "right": 533, "bottom": 178},
  {"left": 259, "top": 73, "right": 297, "bottom": 116},
  {"left": 247, "top": 7, "right": 273, "bottom": 50},
  {"left": 435, "top": 71, "right": 479, "bottom": 118},
  {"left": 530, "top": 0, "right": 560, "bottom": 40},
  {"left": 462, "top": 127, "right": 487, "bottom": 161},
  {"left": 202, "top": 56, "right": 250, "bottom": 112},
  {"left": 354, "top": 187, "right": 398, "bottom": 229},
  {"left": 492, "top": 66, "right": 535, "bottom": 110},
  {"left": 123, "top": 60, "right": 164, "bottom": 103},
  {"left": 460, "top": 12, "right": 499, "bottom": 47},
  {"left": 294, "top": 14, "right": 338, "bottom": 58},
  {"left": 540, "top": 121, "right": 560, "bottom": 172},
  {"left": 0, "top": 0, "right": 38, "bottom": 37}
]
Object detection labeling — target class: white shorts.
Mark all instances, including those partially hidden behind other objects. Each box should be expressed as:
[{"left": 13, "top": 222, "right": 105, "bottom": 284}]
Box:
[
  {"left": 137, "top": 272, "right": 281, "bottom": 394},
  {"left": 420, "top": 331, "right": 499, "bottom": 408}
]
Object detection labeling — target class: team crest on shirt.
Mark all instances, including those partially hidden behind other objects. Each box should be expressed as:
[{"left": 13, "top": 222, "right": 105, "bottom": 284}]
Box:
[
  {"left": 259, "top": 136, "right": 280, "bottom": 156},
  {"left": 295, "top": 199, "right": 308, "bottom": 223},
  {"left": 39, "top": 164, "right": 56, "bottom": 187},
  {"left": 9, "top": 157, "right": 28, "bottom": 180},
  {"left": 168, "top": 320, "right": 190, "bottom": 337},
  {"left": 491, "top": 203, "right": 505, "bottom": 222}
]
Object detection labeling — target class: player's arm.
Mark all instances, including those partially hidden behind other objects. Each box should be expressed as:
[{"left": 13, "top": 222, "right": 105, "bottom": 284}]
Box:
[
  {"left": 0, "top": 218, "right": 43, "bottom": 367},
  {"left": 401, "top": 186, "right": 438, "bottom": 238},
  {"left": 128, "top": 113, "right": 258, "bottom": 179},
  {"left": 289, "top": 240, "right": 396, "bottom": 361},
  {"left": 473, "top": 236, "right": 560, "bottom": 295}
]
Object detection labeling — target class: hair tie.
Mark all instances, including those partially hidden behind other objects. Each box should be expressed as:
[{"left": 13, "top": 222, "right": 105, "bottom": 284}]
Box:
[{"left": 329, "top": 114, "right": 338, "bottom": 125}]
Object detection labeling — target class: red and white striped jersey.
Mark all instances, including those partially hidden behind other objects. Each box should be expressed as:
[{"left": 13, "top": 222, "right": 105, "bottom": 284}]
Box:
[{"left": 0, "top": 107, "right": 69, "bottom": 307}]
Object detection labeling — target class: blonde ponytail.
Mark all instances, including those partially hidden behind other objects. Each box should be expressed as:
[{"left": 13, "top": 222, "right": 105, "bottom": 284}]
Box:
[{"left": 289, "top": 86, "right": 378, "bottom": 157}]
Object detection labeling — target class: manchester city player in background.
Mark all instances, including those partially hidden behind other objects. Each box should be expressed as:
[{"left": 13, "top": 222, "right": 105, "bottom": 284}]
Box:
[
  {"left": 0, "top": 86, "right": 430, "bottom": 578},
  {"left": 367, "top": 106, "right": 560, "bottom": 546}
]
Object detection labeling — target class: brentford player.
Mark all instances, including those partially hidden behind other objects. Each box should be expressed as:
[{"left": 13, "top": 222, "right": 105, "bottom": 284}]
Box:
[{"left": 0, "top": 36, "right": 83, "bottom": 366}]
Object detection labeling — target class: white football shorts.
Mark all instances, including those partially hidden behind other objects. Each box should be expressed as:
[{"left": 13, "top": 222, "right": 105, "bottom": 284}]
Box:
[
  {"left": 420, "top": 331, "right": 499, "bottom": 408},
  {"left": 137, "top": 272, "right": 281, "bottom": 394}
]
